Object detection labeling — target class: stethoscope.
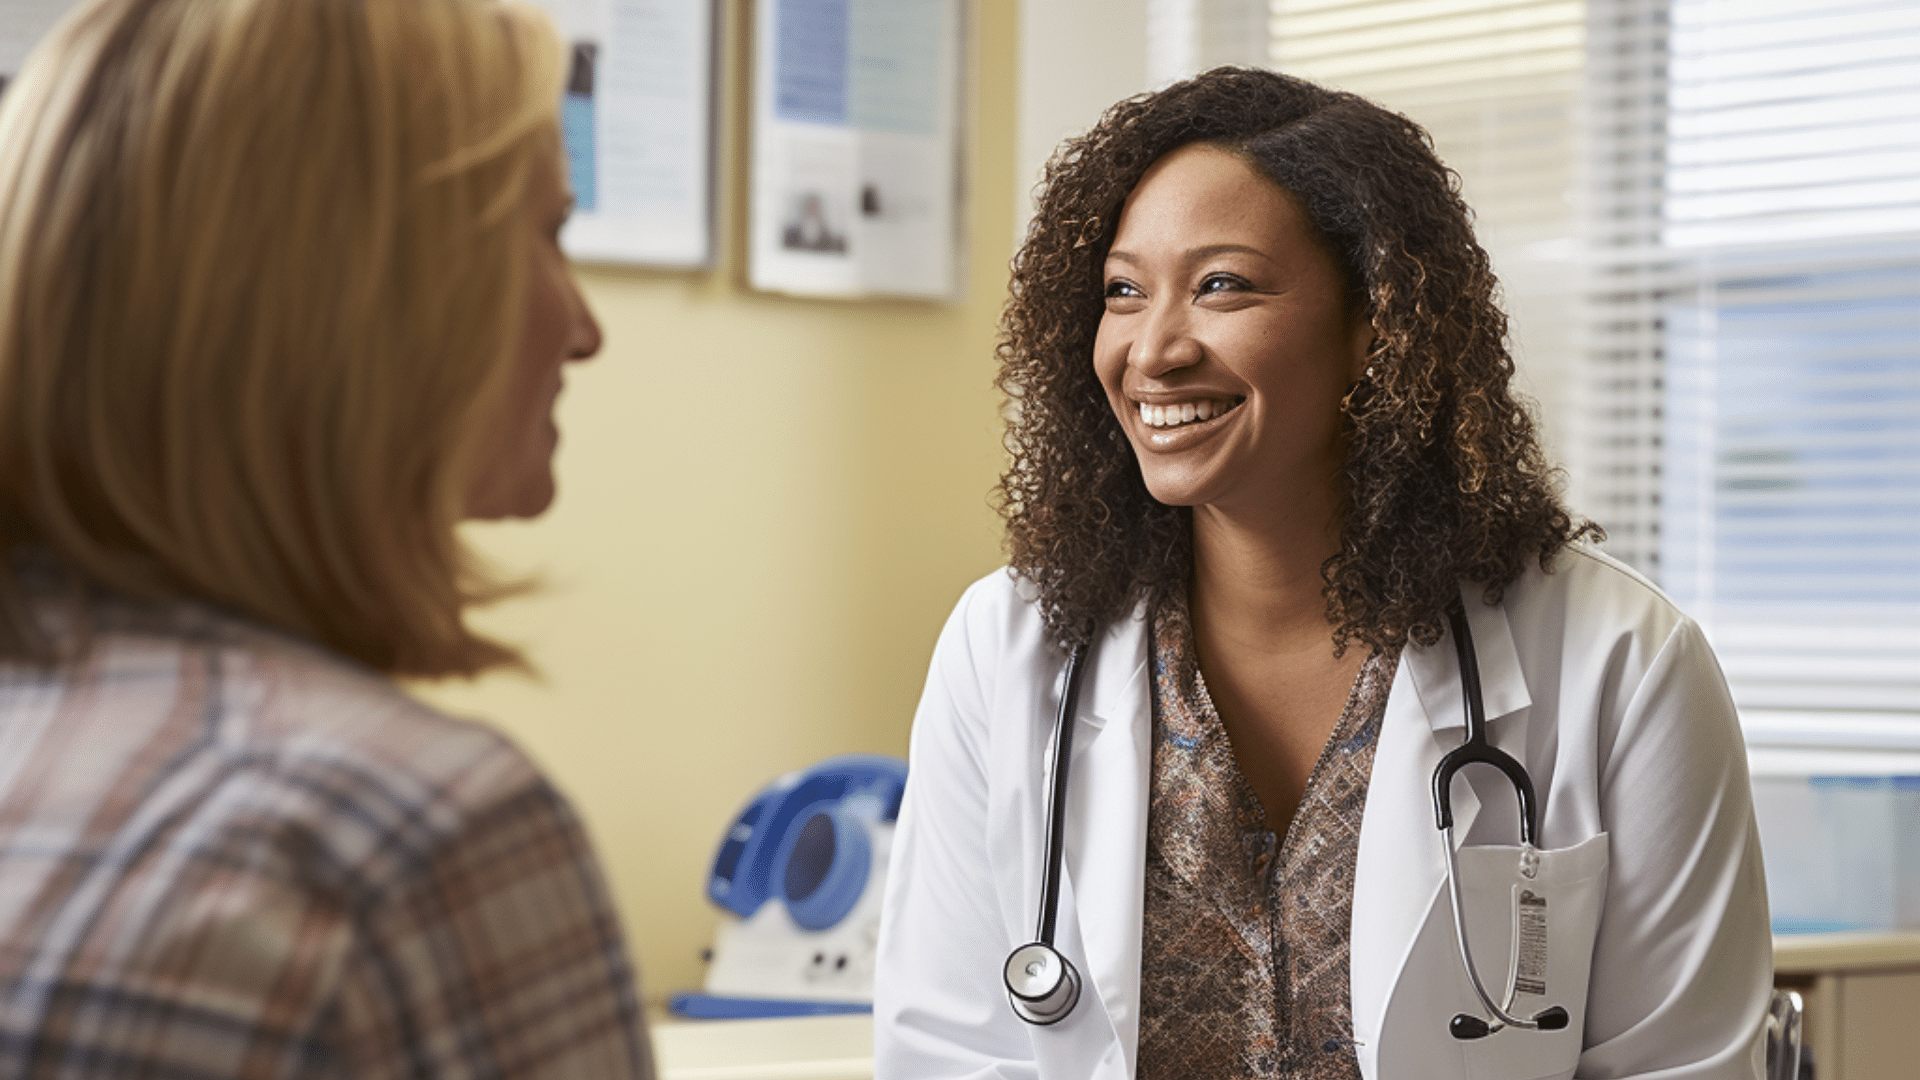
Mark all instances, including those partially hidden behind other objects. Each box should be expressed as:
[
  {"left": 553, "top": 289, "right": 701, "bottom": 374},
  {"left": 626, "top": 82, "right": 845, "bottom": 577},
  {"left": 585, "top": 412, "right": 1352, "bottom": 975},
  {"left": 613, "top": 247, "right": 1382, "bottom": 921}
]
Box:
[{"left": 1002, "top": 607, "right": 1569, "bottom": 1041}]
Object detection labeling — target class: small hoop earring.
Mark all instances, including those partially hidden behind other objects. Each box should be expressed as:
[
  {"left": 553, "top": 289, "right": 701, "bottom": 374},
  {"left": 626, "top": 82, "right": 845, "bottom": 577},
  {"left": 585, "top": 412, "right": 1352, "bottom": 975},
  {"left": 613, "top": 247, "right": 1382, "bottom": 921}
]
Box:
[{"left": 1341, "top": 364, "right": 1378, "bottom": 414}]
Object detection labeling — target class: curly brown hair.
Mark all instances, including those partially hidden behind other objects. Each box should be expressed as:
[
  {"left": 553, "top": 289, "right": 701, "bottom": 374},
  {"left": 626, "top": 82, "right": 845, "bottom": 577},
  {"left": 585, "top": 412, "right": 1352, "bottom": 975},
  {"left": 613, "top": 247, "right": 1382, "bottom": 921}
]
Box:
[{"left": 997, "top": 67, "right": 1597, "bottom": 652}]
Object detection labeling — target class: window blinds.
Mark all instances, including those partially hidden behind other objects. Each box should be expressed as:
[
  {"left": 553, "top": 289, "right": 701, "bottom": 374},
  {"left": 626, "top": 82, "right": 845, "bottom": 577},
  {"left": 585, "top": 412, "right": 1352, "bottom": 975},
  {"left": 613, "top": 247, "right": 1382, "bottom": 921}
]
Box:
[
  {"left": 1149, "top": 0, "right": 1271, "bottom": 86},
  {"left": 1262, "top": 0, "right": 1920, "bottom": 738},
  {"left": 1268, "top": 0, "right": 1588, "bottom": 470},
  {"left": 1586, "top": 0, "right": 1920, "bottom": 740}
]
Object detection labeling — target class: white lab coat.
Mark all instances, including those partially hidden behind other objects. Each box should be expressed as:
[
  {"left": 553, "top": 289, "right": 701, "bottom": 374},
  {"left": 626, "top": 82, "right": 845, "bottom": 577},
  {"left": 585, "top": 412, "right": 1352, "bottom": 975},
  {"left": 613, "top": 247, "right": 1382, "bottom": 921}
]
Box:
[{"left": 875, "top": 544, "right": 1771, "bottom": 1080}]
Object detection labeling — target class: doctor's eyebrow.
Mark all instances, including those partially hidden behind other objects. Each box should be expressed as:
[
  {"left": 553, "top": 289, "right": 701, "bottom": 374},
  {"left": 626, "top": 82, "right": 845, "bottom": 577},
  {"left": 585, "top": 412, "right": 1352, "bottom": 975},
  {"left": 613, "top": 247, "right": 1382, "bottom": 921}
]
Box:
[{"left": 1105, "top": 243, "right": 1276, "bottom": 267}]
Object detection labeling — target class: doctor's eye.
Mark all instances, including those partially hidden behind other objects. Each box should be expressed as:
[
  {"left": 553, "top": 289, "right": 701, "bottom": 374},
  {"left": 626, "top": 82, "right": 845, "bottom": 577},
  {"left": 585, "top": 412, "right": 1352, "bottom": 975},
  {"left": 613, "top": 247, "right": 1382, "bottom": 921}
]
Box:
[
  {"left": 1103, "top": 278, "right": 1143, "bottom": 300},
  {"left": 1195, "top": 272, "right": 1253, "bottom": 297}
]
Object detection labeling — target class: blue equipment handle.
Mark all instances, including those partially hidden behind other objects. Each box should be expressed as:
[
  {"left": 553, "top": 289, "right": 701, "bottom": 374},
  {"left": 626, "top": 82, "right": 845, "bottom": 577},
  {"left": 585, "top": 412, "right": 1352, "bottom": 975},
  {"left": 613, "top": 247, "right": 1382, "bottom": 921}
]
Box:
[{"left": 706, "top": 753, "right": 908, "bottom": 919}]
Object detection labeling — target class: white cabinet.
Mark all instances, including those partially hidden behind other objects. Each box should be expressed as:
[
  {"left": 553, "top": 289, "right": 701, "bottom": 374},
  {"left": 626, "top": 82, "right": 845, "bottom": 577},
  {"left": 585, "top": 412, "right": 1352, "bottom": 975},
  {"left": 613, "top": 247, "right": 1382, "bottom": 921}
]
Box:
[
  {"left": 649, "top": 1014, "right": 874, "bottom": 1080},
  {"left": 1777, "top": 932, "right": 1920, "bottom": 1080}
]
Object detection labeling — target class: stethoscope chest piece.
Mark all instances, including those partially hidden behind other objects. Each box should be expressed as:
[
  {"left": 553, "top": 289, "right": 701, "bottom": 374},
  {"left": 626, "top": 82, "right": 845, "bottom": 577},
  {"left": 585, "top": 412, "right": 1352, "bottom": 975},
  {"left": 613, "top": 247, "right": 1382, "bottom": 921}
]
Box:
[{"left": 1004, "top": 942, "right": 1081, "bottom": 1025}]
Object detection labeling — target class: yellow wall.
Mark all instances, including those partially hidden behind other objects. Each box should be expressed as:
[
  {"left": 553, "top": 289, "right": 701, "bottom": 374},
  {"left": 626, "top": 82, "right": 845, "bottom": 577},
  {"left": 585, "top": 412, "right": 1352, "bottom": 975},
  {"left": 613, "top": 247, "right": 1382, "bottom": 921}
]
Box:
[{"left": 414, "top": 3, "right": 1017, "bottom": 1003}]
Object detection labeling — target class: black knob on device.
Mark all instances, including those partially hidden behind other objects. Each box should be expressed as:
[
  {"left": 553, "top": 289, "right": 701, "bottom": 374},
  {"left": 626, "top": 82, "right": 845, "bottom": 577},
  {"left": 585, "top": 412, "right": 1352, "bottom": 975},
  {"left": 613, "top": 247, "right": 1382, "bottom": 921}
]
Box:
[
  {"left": 1450, "top": 1014, "right": 1492, "bottom": 1040},
  {"left": 1533, "top": 1006, "right": 1569, "bottom": 1031}
]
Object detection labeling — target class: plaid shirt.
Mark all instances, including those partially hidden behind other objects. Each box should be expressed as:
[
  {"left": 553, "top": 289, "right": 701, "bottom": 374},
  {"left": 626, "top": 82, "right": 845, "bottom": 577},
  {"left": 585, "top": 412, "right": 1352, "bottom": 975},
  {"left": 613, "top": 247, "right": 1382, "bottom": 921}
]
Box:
[{"left": 0, "top": 598, "right": 654, "bottom": 1080}]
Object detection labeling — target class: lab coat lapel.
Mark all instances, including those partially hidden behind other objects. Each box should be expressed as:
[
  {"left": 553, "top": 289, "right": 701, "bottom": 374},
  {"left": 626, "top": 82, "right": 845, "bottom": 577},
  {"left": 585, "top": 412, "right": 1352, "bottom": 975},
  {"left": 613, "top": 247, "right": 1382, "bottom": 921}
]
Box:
[
  {"left": 1405, "top": 590, "right": 1532, "bottom": 751},
  {"left": 1055, "top": 610, "right": 1151, "bottom": 1077},
  {"left": 1033, "top": 869, "right": 1139, "bottom": 1080},
  {"left": 1350, "top": 588, "right": 1532, "bottom": 1077}
]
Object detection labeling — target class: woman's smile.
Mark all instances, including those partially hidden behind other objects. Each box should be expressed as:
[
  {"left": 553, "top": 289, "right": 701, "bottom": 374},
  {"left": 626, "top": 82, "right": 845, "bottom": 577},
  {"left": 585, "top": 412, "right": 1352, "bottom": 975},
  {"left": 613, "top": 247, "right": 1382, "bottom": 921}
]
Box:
[
  {"left": 1135, "top": 396, "right": 1244, "bottom": 429},
  {"left": 1131, "top": 395, "right": 1246, "bottom": 449}
]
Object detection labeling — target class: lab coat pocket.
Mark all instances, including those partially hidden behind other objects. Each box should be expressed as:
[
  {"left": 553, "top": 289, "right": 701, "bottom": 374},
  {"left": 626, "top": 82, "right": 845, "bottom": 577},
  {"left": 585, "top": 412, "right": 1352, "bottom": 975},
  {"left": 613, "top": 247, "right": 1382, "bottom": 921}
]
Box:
[{"left": 1454, "top": 833, "right": 1610, "bottom": 1080}]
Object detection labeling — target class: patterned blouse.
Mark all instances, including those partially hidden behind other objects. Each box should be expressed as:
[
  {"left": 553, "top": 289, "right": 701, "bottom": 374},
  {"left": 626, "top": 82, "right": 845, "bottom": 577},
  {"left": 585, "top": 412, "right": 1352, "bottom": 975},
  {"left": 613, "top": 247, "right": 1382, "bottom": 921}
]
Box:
[{"left": 1136, "top": 590, "right": 1399, "bottom": 1080}]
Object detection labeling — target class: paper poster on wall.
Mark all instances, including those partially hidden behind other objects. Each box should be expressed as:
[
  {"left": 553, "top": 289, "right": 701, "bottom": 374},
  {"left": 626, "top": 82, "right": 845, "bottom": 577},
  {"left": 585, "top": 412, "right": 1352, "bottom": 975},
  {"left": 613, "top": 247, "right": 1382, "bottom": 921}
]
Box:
[
  {"left": 3, "top": 0, "right": 714, "bottom": 269},
  {"left": 531, "top": 0, "right": 717, "bottom": 268},
  {"left": 1, "top": 0, "right": 83, "bottom": 93},
  {"left": 749, "top": 0, "right": 964, "bottom": 300}
]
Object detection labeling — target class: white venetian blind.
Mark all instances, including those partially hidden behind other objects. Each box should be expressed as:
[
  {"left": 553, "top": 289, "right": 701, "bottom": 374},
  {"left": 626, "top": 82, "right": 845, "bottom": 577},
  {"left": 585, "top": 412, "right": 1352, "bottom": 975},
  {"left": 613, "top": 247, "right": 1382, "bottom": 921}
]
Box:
[
  {"left": 1267, "top": 0, "right": 1588, "bottom": 472},
  {"left": 1254, "top": 0, "right": 1920, "bottom": 740},
  {"left": 1149, "top": 0, "right": 1273, "bottom": 86},
  {"left": 1584, "top": 0, "right": 1920, "bottom": 742}
]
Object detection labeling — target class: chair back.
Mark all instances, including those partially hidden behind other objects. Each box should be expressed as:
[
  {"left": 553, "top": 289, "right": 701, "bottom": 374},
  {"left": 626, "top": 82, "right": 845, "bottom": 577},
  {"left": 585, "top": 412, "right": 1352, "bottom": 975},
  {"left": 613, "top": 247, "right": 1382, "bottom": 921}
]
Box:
[{"left": 1765, "top": 987, "right": 1804, "bottom": 1080}]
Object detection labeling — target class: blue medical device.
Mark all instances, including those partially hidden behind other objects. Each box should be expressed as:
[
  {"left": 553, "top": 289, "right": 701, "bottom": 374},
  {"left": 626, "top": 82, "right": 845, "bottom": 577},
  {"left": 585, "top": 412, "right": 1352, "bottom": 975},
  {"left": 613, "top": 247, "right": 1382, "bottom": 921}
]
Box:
[{"left": 672, "top": 754, "right": 908, "bottom": 1019}]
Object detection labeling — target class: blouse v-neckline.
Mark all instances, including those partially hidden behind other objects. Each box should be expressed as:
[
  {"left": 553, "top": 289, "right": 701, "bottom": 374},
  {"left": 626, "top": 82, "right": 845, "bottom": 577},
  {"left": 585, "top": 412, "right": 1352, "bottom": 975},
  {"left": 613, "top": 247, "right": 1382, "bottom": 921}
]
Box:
[{"left": 1135, "top": 588, "right": 1399, "bottom": 1080}]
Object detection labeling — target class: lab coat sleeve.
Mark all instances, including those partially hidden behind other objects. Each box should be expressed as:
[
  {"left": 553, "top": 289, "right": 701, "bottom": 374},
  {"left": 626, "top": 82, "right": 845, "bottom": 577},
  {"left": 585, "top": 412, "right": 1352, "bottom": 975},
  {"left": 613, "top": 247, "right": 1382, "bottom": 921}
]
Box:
[
  {"left": 1576, "top": 616, "right": 1771, "bottom": 1079},
  {"left": 875, "top": 579, "right": 1039, "bottom": 1080}
]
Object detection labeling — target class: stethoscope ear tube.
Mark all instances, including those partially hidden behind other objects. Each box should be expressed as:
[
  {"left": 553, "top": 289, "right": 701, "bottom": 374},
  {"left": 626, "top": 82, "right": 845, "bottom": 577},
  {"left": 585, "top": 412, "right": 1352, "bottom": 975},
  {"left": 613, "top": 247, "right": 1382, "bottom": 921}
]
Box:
[
  {"left": 1436, "top": 605, "right": 1567, "bottom": 1041},
  {"left": 1431, "top": 607, "right": 1537, "bottom": 846},
  {"left": 1441, "top": 823, "right": 1569, "bottom": 1039},
  {"left": 1449, "top": 1006, "right": 1568, "bottom": 1040},
  {"left": 1004, "top": 638, "right": 1090, "bottom": 1026}
]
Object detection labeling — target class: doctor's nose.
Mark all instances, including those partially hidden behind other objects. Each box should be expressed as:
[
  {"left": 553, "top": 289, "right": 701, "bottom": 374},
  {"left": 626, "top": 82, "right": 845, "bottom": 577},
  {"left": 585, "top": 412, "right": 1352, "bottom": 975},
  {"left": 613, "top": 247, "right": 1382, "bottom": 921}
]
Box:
[{"left": 1126, "top": 304, "right": 1203, "bottom": 379}]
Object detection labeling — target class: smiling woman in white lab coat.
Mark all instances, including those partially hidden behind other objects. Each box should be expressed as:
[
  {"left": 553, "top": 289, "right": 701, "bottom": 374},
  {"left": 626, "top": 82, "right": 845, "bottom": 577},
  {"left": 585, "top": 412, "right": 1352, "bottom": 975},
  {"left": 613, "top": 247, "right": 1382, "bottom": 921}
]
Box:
[{"left": 874, "top": 69, "right": 1772, "bottom": 1080}]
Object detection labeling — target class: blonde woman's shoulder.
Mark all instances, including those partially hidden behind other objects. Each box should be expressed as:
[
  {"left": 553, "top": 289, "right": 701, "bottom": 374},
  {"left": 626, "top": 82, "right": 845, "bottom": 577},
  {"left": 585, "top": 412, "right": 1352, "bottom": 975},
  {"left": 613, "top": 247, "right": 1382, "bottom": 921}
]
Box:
[{"left": 204, "top": 613, "right": 546, "bottom": 827}]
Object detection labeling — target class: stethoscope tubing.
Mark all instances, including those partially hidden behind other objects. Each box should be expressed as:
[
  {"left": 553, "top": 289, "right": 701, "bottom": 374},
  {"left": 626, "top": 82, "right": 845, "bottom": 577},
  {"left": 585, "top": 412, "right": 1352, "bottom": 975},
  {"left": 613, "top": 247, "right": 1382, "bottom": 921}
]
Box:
[
  {"left": 1437, "top": 605, "right": 1568, "bottom": 1040},
  {"left": 1006, "top": 607, "right": 1566, "bottom": 1038},
  {"left": 1432, "top": 606, "right": 1537, "bottom": 845},
  {"left": 1443, "top": 825, "right": 1529, "bottom": 1034},
  {"left": 1002, "top": 639, "right": 1089, "bottom": 1025},
  {"left": 1037, "top": 639, "right": 1088, "bottom": 944}
]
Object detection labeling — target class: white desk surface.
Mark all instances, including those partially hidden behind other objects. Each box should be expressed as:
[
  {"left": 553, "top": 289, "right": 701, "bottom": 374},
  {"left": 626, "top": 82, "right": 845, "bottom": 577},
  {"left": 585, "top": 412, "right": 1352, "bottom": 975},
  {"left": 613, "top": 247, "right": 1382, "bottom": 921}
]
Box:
[
  {"left": 650, "top": 1014, "right": 874, "bottom": 1080},
  {"left": 645, "top": 934, "right": 1920, "bottom": 1078}
]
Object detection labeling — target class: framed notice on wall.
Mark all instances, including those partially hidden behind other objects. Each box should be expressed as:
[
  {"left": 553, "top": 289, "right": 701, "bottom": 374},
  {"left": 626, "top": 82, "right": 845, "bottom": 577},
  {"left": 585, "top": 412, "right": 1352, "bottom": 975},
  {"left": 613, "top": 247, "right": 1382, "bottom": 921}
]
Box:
[
  {"left": 1, "top": 0, "right": 83, "bottom": 92},
  {"left": 533, "top": 0, "right": 717, "bottom": 269},
  {"left": 3, "top": 0, "right": 716, "bottom": 270},
  {"left": 748, "top": 0, "right": 965, "bottom": 301}
]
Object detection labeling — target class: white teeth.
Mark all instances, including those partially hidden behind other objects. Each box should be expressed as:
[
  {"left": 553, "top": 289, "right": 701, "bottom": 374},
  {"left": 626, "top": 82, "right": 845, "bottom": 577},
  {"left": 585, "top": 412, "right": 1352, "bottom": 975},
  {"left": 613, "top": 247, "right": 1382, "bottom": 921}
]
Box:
[{"left": 1137, "top": 398, "right": 1237, "bottom": 429}]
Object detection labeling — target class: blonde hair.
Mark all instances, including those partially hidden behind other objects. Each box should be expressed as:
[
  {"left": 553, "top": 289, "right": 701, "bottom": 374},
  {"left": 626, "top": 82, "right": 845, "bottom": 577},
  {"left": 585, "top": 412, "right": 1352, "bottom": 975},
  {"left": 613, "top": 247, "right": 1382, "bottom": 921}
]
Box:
[{"left": 0, "top": 0, "right": 564, "bottom": 676}]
